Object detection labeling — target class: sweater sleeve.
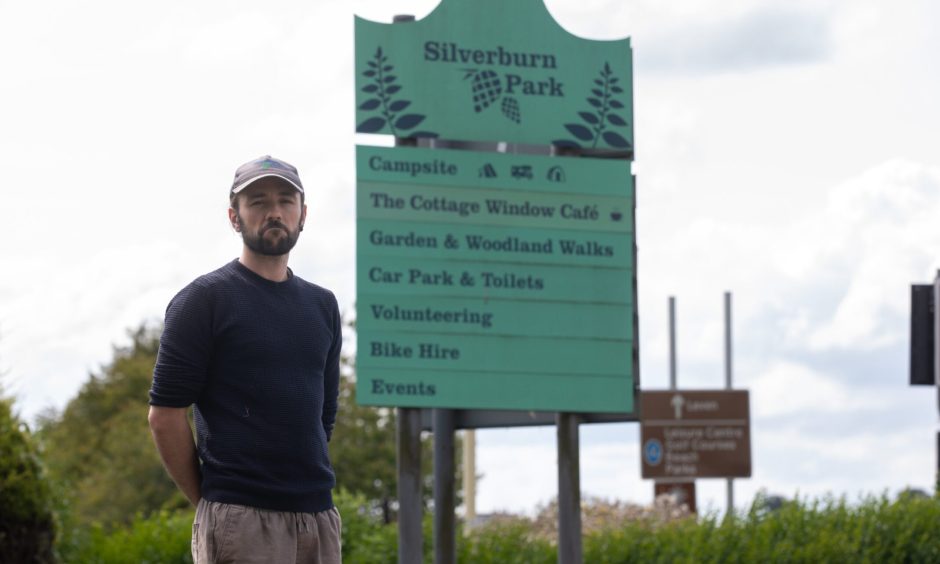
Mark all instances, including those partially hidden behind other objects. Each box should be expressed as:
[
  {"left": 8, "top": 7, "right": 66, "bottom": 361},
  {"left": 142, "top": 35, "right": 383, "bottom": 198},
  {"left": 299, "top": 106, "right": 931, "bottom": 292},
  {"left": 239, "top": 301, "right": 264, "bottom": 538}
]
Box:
[
  {"left": 150, "top": 282, "right": 214, "bottom": 407},
  {"left": 321, "top": 293, "right": 342, "bottom": 442}
]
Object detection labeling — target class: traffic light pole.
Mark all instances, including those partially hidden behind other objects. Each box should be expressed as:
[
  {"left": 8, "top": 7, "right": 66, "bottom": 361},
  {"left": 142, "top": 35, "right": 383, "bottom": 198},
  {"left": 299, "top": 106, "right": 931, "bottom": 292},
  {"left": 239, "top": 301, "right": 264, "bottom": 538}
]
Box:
[
  {"left": 725, "top": 292, "right": 735, "bottom": 516},
  {"left": 934, "top": 270, "right": 940, "bottom": 412},
  {"left": 934, "top": 270, "right": 940, "bottom": 493}
]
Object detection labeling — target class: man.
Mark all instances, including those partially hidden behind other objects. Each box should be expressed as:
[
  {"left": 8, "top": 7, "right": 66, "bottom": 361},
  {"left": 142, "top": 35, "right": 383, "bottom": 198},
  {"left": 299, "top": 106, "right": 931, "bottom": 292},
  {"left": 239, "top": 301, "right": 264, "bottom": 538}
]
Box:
[{"left": 149, "top": 155, "right": 342, "bottom": 563}]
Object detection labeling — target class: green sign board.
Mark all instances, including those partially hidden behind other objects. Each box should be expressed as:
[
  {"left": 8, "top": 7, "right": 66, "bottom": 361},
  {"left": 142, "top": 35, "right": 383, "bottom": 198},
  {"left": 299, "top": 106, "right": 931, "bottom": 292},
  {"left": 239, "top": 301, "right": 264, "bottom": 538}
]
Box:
[
  {"left": 356, "top": 145, "right": 635, "bottom": 412},
  {"left": 354, "top": 0, "right": 633, "bottom": 152}
]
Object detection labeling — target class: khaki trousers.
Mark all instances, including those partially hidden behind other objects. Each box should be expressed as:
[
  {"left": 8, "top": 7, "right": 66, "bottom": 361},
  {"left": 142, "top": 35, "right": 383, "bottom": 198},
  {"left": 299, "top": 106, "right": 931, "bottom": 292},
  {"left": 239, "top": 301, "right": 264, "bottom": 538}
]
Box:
[{"left": 193, "top": 499, "right": 342, "bottom": 564}]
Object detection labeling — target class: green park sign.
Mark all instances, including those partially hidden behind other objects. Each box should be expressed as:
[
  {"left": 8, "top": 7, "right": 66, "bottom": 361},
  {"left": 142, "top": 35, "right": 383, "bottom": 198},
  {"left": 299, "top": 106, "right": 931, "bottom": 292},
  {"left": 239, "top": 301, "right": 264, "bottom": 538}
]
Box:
[
  {"left": 355, "top": 0, "right": 633, "bottom": 152},
  {"left": 355, "top": 146, "right": 635, "bottom": 412},
  {"left": 354, "top": 0, "right": 636, "bottom": 414}
]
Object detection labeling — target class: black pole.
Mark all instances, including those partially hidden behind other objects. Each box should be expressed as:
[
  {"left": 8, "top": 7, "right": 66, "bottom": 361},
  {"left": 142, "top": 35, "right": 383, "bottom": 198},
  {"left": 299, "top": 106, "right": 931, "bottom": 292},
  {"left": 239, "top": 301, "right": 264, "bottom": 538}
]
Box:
[
  {"left": 557, "top": 412, "right": 582, "bottom": 564},
  {"left": 433, "top": 409, "right": 456, "bottom": 564},
  {"left": 397, "top": 407, "right": 423, "bottom": 563}
]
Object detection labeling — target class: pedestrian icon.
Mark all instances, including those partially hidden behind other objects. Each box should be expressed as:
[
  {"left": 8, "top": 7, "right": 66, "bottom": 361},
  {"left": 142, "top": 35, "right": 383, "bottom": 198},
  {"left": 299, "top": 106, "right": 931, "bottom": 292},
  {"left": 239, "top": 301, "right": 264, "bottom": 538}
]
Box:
[
  {"left": 479, "top": 163, "right": 498, "bottom": 178},
  {"left": 643, "top": 439, "right": 663, "bottom": 466},
  {"left": 546, "top": 166, "right": 566, "bottom": 182}
]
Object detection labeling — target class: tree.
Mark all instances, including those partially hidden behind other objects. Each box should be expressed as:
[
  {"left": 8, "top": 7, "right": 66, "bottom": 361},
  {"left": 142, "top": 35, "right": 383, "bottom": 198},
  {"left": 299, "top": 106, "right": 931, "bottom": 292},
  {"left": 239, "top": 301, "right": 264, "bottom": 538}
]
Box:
[
  {"left": 330, "top": 366, "right": 402, "bottom": 523},
  {"left": 328, "top": 316, "right": 460, "bottom": 523},
  {"left": 38, "top": 315, "right": 461, "bottom": 530},
  {"left": 37, "top": 324, "right": 184, "bottom": 528},
  {"left": 0, "top": 388, "right": 56, "bottom": 562}
]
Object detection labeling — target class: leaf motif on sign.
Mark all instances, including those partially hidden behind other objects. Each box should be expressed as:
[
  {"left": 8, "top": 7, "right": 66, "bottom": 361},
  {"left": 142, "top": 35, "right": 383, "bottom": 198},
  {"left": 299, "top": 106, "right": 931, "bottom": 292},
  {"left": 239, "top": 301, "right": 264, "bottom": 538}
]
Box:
[
  {"left": 556, "top": 61, "right": 632, "bottom": 152},
  {"left": 578, "top": 112, "right": 599, "bottom": 125},
  {"left": 607, "top": 113, "right": 627, "bottom": 127},
  {"left": 394, "top": 114, "right": 426, "bottom": 130},
  {"left": 564, "top": 124, "right": 594, "bottom": 141},
  {"left": 356, "top": 117, "right": 386, "bottom": 133},
  {"left": 388, "top": 100, "right": 411, "bottom": 112},
  {"left": 356, "top": 45, "right": 438, "bottom": 139},
  {"left": 602, "top": 131, "right": 631, "bottom": 148}
]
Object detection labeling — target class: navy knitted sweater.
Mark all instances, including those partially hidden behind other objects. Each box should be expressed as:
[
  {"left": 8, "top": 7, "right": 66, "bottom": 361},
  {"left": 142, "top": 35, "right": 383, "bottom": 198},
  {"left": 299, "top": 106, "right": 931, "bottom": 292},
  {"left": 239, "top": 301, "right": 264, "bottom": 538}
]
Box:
[{"left": 150, "top": 259, "right": 341, "bottom": 513}]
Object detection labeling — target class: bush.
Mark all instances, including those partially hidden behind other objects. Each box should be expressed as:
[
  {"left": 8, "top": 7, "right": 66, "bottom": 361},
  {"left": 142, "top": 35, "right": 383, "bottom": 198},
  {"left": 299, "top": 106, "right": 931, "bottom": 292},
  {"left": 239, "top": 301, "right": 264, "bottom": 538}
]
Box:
[
  {"left": 57, "top": 509, "right": 193, "bottom": 564},
  {"left": 0, "top": 395, "right": 56, "bottom": 563},
  {"left": 55, "top": 490, "right": 401, "bottom": 564},
  {"left": 335, "top": 488, "right": 399, "bottom": 562},
  {"left": 50, "top": 492, "right": 940, "bottom": 562}
]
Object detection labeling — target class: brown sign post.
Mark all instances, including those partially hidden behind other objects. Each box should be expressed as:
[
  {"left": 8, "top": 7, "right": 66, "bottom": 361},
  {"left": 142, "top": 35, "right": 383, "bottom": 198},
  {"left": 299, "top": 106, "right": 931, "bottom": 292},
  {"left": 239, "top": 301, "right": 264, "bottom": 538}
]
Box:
[{"left": 640, "top": 390, "right": 751, "bottom": 479}]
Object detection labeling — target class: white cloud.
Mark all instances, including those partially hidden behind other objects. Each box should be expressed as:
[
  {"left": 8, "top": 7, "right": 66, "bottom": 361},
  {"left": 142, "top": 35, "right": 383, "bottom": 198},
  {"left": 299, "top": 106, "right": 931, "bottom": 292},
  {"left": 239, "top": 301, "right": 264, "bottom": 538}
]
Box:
[
  {"left": 750, "top": 361, "right": 882, "bottom": 417},
  {"left": 183, "top": 12, "right": 283, "bottom": 67},
  {"left": 639, "top": 5, "right": 833, "bottom": 74},
  {"left": 775, "top": 160, "right": 940, "bottom": 351},
  {"left": 475, "top": 429, "right": 557, "bottom": 515}
]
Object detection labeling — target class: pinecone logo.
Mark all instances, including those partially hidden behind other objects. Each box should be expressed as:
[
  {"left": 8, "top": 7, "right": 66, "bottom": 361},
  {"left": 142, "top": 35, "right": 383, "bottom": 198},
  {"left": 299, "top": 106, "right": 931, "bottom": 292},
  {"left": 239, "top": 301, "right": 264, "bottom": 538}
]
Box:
[
  {"left": 468, "top": 70, "right": 502, "bottom": 112},
  {"left": 463, "top": 69, "right": 521, "bottom": 124},
  {"left": 501, "top": 97, "right": 521, "bottom": 123}
]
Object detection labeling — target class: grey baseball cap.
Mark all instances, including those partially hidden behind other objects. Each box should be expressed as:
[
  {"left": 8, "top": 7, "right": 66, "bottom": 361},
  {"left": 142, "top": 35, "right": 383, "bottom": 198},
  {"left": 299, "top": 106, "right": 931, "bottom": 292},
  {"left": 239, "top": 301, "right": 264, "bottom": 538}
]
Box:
[{"left": 231, "top": 155, "right": 304, "bottom": 195}]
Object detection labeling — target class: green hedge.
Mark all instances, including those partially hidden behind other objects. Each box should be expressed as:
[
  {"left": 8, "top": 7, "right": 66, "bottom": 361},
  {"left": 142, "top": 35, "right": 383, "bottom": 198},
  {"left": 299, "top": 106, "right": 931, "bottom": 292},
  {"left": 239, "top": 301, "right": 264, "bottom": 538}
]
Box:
[
  {"left": 56, "top": 510, "right": 193, "bottom": 564},
  {"left": 0, "top": 396, "right": 55, "bottom": 563},
  {"left": 55, "top": 494, "right": 940, "bottom": 563}
]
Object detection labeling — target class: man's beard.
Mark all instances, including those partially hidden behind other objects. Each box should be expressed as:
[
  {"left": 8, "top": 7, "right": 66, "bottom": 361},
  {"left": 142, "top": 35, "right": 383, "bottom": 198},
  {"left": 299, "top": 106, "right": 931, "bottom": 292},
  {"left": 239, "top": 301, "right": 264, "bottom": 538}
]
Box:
[{"left": 238, "top": 214, "right": 302, "bottom": 256}]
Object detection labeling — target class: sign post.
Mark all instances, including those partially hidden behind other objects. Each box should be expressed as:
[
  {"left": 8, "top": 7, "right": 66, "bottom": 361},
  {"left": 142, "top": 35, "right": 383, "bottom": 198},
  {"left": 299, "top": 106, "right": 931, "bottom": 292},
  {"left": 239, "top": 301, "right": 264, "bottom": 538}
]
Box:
[
  {"left": 354, "top": 2, "right": 636, "bottom": 561},
  {"left": 724, "top": 292, "right": 735, "bottom": 514}
]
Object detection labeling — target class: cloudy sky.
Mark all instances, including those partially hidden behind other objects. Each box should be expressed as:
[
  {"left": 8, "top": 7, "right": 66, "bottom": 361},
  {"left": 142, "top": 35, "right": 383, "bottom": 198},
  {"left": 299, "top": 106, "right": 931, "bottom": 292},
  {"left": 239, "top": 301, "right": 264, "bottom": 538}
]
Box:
[{"left": 2, "top": 0, "right": 938, "bottom": 515}]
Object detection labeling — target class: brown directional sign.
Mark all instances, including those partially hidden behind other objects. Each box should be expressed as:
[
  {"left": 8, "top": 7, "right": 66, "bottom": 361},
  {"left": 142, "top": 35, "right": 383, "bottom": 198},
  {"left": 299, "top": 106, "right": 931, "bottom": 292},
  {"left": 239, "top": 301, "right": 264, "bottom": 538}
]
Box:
[{"left": 640, "top": 390, "right": 751, "bottom": 479}]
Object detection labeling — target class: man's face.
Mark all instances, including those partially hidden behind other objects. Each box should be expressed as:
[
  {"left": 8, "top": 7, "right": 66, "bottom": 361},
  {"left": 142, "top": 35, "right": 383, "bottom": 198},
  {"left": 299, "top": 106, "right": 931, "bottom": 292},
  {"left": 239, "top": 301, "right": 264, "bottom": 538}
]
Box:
[{"left": 230, "top": 177, "right": 306, "bottom": 256}]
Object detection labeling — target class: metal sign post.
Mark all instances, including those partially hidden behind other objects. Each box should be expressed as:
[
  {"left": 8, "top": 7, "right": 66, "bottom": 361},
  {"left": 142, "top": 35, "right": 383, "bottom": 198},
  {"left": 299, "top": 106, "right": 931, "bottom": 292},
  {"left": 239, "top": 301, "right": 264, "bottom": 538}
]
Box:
[
  {"left": 934, "top": 270, "right": 940, "bottom": 412},
  {"left": 724, "top": 292, "right": 734, "bottom": 515},
  {"left": 656, "top": 296, "right": 696, "bottom": 510},
  {"left": 557, "top": 413, "right": 582, "bottom": 564},
  {"left": 934, "top": 270, "right": 940, "bottom": 494},
  {"left": 432, "top": 409, "right": 456, "bottom": 564}
]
